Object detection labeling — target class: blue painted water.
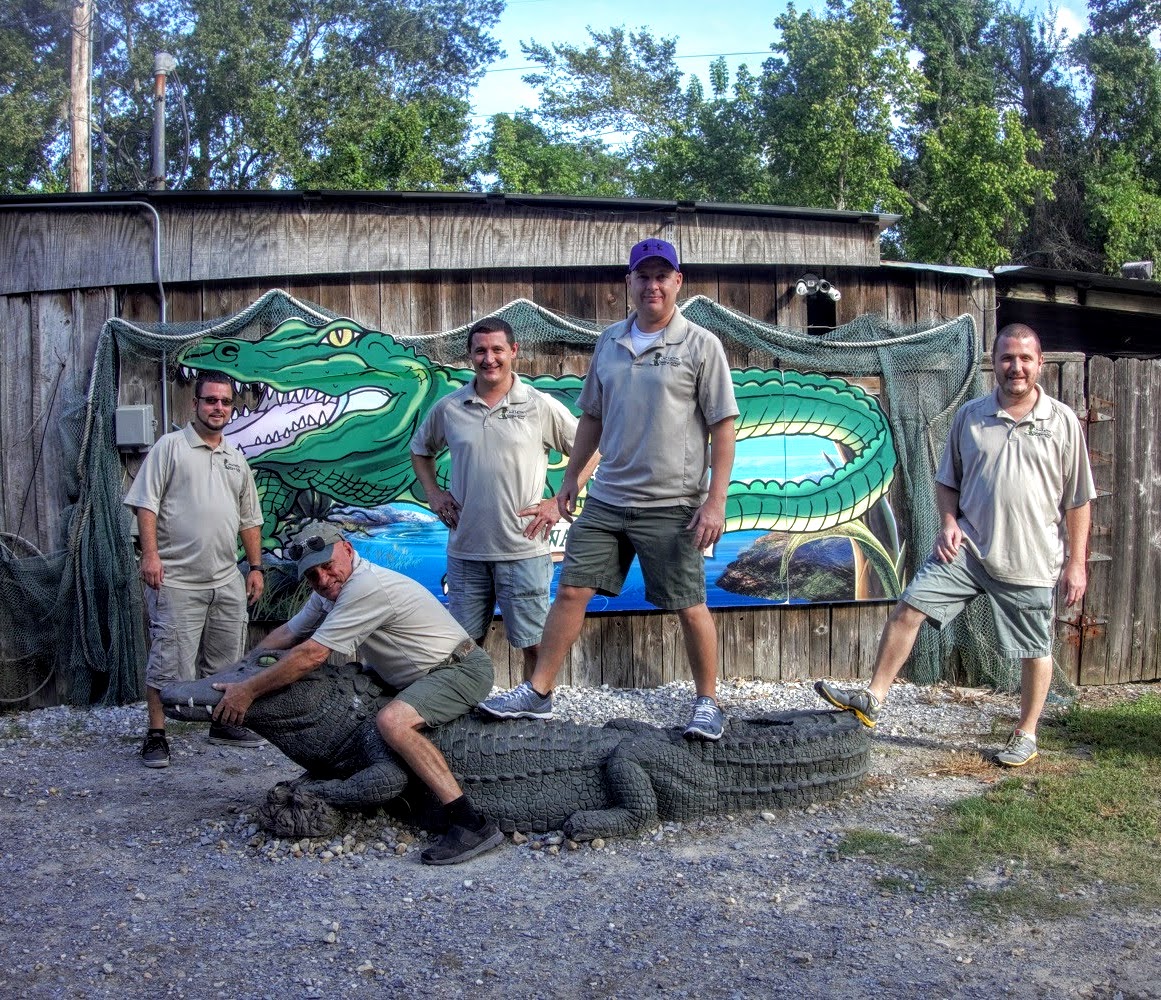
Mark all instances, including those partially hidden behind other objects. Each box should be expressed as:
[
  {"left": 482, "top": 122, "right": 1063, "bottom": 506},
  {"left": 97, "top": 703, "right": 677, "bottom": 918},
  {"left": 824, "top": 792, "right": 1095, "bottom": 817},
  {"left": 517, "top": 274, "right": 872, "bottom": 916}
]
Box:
[{"left": 348, "top": 435, "right": 850, "bottom": 612}]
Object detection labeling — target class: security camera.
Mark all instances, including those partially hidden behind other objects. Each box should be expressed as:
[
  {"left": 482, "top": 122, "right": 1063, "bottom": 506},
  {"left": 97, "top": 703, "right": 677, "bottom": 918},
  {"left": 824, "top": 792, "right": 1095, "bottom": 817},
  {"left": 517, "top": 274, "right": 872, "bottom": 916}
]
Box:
[
  {"left": 817, "top": 279, "right": 841, "bottom": 302},
  {"left": 794, "top": 273, "right": 819, "bottom": 296}
]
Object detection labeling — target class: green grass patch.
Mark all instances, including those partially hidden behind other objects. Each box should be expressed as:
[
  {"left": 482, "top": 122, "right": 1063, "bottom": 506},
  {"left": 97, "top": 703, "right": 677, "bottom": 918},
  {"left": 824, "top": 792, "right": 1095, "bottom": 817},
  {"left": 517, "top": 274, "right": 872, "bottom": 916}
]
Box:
[
  {"left": 918, "top": 693, "right": 1161, "bottom": 912},
  {"left": 0, "top": 716, "right": 31, "bottom": 740},
  {"left": 837, "top": 828, "right": 908, "bottom": 859}
]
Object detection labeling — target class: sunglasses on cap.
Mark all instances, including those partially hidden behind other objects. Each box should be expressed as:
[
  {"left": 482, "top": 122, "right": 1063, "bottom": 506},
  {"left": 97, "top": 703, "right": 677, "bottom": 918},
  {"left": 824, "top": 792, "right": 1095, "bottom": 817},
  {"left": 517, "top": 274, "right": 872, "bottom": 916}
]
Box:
[{"left": 286, "top": 535, "right": 330, "bottom": 561}]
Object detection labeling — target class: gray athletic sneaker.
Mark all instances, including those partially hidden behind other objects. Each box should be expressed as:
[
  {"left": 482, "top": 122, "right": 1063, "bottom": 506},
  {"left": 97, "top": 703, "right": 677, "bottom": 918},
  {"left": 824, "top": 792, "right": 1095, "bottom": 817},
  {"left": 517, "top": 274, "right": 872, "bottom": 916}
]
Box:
[
  {"left": 995, "top": 729, "right": 1039, "bottom": 767},
  {"left": 814, "top": 679, "right": 882, "bottom": 728},
  {"left": 477, "top": 681, "right": 553, "bottom": 720},
  {"left": 684, "top": 696, "right": 725, "bottom": 741}
]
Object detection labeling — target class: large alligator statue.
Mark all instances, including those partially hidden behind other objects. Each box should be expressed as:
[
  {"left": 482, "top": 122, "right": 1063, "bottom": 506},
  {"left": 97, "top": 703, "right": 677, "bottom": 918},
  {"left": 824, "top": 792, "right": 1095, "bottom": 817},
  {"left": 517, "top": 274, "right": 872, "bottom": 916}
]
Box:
[
  {"left": 161, "top": 654, "right": 871, "bottom": 840},
  {"left": 177, "top": 313, "right": 897, "bottom": 556}
]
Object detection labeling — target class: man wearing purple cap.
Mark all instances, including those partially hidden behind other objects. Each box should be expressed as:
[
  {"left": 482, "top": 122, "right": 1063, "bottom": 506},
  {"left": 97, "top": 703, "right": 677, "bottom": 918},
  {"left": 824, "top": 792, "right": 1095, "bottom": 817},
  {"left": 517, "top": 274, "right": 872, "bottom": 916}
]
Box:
[{"left": 479, "top": 238, "right": 739, "bottom": 739}]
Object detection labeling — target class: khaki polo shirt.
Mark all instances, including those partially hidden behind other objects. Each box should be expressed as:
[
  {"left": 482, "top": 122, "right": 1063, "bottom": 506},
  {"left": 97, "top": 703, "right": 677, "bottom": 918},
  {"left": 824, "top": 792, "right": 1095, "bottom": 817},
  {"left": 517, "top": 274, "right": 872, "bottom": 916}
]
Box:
[
  {"left": 124, "top": 423, "right": 263, "bottom": 589},
  {"left": 285, "top": 554, "right": 470, "bottom": 689},
  {"left": 578, "top": 312, "right": 739, "bottom": 508},
  {"left": 937, "top": 388, "right": 1096, "bottom": 587},
  {"left": 410, "top": 374, "right": 578, "bottom": 560}
]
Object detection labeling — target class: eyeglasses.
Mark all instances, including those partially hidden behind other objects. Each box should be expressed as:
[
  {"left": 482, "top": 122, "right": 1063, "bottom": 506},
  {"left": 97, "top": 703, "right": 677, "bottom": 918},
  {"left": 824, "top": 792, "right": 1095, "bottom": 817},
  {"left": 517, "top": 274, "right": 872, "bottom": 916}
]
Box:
[
  {"left": 197, "top": 395, "right": 234, "bottom": 407},
  {"left": 286, "top": 535, "right": 331, "bottom": 560}
]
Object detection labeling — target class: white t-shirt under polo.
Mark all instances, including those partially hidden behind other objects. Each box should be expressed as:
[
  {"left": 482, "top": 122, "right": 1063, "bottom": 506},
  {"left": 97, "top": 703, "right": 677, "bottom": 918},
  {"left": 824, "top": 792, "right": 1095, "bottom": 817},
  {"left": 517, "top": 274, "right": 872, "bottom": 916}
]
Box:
[
  {"left": 578, "top": 312, "right": 739, "bottom": 509},
  {"left": 285, "top": 554, "right": 470, "bottom": 689},
  {"left": 124, "top": 422, "right": 263, "bottom": 589},
  {"left": 410, "top": 374, "right": 578, "bottom": 560},
  {"left": 937, "top": 388, "right": 1096, "bottom": 587}
]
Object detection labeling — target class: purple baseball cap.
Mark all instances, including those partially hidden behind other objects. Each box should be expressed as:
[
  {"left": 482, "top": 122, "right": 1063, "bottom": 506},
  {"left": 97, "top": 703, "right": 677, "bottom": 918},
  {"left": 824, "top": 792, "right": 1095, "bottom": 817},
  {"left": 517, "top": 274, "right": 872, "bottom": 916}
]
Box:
[{"left": 628, "top": 238, "right": 680, "bottom": 272}]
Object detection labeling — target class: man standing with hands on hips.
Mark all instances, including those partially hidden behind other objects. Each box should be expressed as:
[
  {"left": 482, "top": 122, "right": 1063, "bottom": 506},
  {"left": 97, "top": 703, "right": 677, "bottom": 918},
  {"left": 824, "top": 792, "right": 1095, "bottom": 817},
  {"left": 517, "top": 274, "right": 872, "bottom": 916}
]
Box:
[
  {"left": 479, "top": 237, "right": 739, "bottom": 740},
  {"left": 410, "top": 316, "right": 590, "bottom": 681}
]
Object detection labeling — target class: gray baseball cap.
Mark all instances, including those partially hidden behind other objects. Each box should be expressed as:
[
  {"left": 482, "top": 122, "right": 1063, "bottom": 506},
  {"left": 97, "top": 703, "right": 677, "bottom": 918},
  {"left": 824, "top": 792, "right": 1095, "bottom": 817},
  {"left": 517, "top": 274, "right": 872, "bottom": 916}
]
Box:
[{"left": 287, "top": 521, "right": 346, "bottom": 577}]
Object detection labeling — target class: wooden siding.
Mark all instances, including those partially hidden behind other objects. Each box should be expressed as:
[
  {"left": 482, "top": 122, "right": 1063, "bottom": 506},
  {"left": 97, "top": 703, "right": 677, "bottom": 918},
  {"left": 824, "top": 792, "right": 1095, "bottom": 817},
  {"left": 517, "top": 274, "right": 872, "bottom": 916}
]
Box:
[
  {"left": 6, "top": 213, "right": 1147, "bottom": 700},
  {"left": 0, "top": 199, "right": 883, "bottom": 296}
]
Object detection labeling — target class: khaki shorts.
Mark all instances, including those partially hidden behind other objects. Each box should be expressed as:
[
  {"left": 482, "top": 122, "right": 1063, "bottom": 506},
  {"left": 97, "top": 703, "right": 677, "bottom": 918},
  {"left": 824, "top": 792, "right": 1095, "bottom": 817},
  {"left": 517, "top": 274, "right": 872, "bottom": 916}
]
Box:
[
  {"left": 559, "top": 497, "right": 706, "bottom": 610},
  {"left": 395, "top": 645, "right": 494, "bottom": 728},
  {"left": 144, "top": 577, "right": 248, "bottom": 690},
  {"left": 903, "top": 549, "right": 1054, "bottom": 659}
]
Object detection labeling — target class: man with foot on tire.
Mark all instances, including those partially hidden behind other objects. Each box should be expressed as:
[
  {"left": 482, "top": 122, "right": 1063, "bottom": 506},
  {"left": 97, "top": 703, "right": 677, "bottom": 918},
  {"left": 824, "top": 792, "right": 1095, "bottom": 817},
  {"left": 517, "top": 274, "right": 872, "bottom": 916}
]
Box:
[
  {"left": 478, "top": 237, "right": 739, "bottom": 740},
  {"left": 815, "top": 324, "right": 1095, "bottom": 767},
  {"left": 210, "top": 521, "right": 504, "bottom": 865}
]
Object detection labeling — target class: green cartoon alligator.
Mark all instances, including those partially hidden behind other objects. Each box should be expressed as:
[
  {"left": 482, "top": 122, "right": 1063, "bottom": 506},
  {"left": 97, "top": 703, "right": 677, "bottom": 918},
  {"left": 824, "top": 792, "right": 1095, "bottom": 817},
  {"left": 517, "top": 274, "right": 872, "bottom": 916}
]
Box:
[{"left": 179, "top": 315, "right": 897, "bottom": 580}]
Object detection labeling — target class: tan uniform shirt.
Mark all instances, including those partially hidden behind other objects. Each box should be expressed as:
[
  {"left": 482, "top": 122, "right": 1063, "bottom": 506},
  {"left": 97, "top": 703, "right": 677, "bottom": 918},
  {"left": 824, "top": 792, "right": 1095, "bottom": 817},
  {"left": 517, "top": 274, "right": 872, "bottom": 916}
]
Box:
[
  {"left": 579, "top": 312, "right": 739, "bottom": 508},
  {"left": 937, "top": 388, "right": 1096, "bottom": 587},
  {"left": 410, "top": 374, "right": 577, "bottom": 560},
  {"left": 123, "top": 423, "right": 263, "bottom": 589},
  {"left": 284, "top": 554, "right": 470, "bottom": 689}
]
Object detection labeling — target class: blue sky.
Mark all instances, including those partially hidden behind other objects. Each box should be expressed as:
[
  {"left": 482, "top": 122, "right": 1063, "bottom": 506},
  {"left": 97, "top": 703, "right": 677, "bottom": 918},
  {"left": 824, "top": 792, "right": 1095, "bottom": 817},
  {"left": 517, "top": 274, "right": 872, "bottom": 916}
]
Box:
[{"left": 468, "top": 0, "right": 1089, "bottom": 128}]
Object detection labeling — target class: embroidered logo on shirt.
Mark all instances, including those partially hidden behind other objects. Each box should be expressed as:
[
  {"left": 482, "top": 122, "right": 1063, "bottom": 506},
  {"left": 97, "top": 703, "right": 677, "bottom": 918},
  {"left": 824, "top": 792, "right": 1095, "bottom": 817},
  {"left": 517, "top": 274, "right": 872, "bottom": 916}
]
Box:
[
  {"left": 1026, "top": 427, "right": 1053, "bottom": 438},
  {"left": 223, "top": 459, "right": 242, "bottom": 472},
  {"left": 499, "top": 405, "right": 530, "bottom": 419},
  {"left": 652, "top": 354, "right": 681, "bottom": 367}
]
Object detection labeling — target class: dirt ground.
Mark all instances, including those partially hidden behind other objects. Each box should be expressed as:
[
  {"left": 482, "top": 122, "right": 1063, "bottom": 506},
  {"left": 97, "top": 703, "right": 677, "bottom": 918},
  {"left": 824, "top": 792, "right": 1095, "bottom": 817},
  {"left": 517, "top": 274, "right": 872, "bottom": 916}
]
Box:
[{"left": 1, "top": 682, "right": 1158, "bottom": 999}]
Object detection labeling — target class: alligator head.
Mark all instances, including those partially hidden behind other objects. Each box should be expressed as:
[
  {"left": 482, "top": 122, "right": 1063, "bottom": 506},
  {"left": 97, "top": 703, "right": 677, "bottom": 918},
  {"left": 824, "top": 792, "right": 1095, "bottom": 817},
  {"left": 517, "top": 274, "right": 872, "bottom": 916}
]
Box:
[{"left": 179, "top": 316, "right": 467, "bottom": 507}]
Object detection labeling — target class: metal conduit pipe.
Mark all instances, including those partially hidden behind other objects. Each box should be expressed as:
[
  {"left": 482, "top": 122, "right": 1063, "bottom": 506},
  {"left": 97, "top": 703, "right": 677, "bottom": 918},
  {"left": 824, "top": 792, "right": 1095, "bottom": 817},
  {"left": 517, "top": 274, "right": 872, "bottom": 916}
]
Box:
[{"left": 0, "top": 199, "right": 170, "bottom": 427}]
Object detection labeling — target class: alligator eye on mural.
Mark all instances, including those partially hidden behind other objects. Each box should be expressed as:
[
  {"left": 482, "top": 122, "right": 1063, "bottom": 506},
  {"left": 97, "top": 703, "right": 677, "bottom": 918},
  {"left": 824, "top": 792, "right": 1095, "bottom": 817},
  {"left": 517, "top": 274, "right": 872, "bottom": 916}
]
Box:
[{"left": 178, "top": 313, "right": 902, "bottom": 611}]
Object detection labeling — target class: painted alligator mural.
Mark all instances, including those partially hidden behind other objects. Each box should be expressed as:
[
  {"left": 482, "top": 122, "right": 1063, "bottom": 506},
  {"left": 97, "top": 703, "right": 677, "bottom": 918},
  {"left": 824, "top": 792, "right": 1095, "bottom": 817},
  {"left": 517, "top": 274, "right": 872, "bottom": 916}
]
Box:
[
  {"left": 160, "top": 655, "right": 871, "bottom": 840},
  {"left": 178, "top": 311, "right": 902, "bottom": 598}
]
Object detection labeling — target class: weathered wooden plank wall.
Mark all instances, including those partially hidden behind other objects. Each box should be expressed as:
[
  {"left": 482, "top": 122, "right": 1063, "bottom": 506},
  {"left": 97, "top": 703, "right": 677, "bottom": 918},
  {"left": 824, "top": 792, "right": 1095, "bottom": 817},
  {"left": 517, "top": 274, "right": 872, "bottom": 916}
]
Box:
[
  {"left": 12, "top": 255, "right": 1154, "bottom": 699},
  {"left": 0, "top": 197, "right": 883, "bottom": 296}
]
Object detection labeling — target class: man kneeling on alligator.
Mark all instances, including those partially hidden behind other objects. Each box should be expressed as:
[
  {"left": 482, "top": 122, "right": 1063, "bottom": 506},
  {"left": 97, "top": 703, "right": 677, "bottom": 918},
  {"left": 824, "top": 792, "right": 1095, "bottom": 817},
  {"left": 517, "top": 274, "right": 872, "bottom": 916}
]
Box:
[{"left": 210, "top": 520, "right": 503, "bottom": 865}]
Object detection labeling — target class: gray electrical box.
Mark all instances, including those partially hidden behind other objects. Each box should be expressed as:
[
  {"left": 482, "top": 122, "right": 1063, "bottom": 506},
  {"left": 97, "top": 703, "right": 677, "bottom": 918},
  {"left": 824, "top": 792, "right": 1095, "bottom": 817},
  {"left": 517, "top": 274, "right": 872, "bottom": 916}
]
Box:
[{"left": 115, "top": 404, "right": 156, "bottom": 449}]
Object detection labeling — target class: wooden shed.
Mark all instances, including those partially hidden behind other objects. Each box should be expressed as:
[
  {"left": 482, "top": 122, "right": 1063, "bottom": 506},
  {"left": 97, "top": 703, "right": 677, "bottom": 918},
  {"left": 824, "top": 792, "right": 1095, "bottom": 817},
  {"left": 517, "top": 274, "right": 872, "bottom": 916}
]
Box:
[{"left": 15, "top": 190, "right": 1123, "bottom": 710}]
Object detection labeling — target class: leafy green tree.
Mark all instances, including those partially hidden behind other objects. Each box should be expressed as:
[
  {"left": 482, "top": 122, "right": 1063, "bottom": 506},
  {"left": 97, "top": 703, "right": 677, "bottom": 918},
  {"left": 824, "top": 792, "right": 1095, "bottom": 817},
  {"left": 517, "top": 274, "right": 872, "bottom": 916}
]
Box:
[
  {"left": 5, "top": 0, "right": 503, "bottom": 191},
  {"left": 1074, "top": 2, "right": 1161, "bottom": 269},
  {"left": 520, "top": 26, "right": 683, "bottom": 142},
  {"left": 476, "top": 113, "right": 629, "bottom": 196},
  {"left": 0, "top": 0, "right": 70, "bottom": 192},
  {"left": 757, "top": 0, "right": 920, "bottom": 212},
  {"left": 897, "top": 0, "right": 1083, "bottom": 268},
  {"left": 902, "top": 105, "right": 1054, "bottom": 266},
  {"left": 634, "top": 62, "right": 773, "bottom": 203}
]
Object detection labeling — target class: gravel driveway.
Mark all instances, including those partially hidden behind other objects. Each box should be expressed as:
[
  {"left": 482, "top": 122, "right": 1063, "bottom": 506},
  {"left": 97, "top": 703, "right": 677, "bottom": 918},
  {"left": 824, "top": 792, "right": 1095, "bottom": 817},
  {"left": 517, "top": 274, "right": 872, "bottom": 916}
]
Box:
[{"left": 2, "top": 679, "right": 1157, "bottom": 999}]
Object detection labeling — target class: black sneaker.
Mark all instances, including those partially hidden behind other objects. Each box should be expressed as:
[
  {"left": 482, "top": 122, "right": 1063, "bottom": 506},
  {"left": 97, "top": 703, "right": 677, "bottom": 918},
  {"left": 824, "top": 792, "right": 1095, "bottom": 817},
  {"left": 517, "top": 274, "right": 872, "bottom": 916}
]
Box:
[
  {"left": 141, "top": 730, "right": 170, "bottom": 769},
  {"left": 207, "top": 723, "right": 266, "bottom": 748},
  {"left": 420, "top": 820, "right": 505, "bottom": 866}
]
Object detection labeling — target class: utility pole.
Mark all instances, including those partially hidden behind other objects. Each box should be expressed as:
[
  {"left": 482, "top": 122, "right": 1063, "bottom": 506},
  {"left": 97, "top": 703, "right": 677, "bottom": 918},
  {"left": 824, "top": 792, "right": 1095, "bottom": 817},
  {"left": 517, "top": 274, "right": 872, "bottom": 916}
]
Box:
[
  {"left": 69, "top": 0, "right": 93, "bottom": 191},
  {"left": 150, "top": 53, "right": 177, "bottom": 190}
]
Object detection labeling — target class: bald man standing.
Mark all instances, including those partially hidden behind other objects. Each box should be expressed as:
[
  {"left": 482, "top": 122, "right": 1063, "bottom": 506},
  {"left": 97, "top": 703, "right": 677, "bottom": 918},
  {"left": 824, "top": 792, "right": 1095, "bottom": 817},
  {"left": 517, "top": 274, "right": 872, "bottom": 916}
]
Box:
[{"left": 816, "top": 324, "right": 1095, "bottom": 767}]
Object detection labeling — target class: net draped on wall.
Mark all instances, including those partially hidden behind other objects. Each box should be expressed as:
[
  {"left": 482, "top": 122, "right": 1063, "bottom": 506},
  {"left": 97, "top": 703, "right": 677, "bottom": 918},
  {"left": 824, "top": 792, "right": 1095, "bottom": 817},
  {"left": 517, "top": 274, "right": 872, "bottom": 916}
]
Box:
[{"left": 1, "top": 288, "right": 1024, "bottom": 707}]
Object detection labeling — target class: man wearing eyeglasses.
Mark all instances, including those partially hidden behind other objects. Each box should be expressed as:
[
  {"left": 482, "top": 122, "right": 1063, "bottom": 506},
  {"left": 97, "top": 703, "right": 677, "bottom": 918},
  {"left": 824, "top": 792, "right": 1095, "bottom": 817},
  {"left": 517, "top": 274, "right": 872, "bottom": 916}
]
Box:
[
  {"left": 410, "top": 316, "right": 590, "bottom": 682},
  {"left": 124, "top": 369, "right": 266, "bottom": 770},
  {"left": 210, "top": 521, "right": 504, "bottom": 866}
]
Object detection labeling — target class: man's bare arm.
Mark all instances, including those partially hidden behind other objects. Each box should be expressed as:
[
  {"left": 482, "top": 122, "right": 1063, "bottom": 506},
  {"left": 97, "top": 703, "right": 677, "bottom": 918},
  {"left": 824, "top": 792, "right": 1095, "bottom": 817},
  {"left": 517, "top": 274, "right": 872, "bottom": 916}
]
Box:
[
  {"left": 134, "top": 507, "right": 163, "bottom": 589},
  {"left": 933, "top": 483, "right": 962, "bottom": 563},
  {"left": 687, "top": 416, "right": 737, "bottom": 551},
  {"left": 1061, "top": 501, "right": 1091, "bottom": 607},
  {"left": 411, "top": 452, "right": 461, "bottom": 528},
  {"left": 556, "top": 413, "right": 603, "bottom": 520},
  {"left": 212, "top": 638, "right": 330, "bottom": 726}
]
